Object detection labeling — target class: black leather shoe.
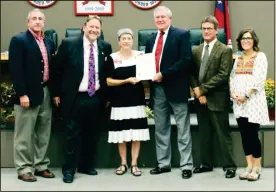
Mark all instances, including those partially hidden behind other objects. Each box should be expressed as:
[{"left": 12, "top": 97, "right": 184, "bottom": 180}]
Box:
[
  {"left": 193, "top": 166, "right": 213, "bottom": 174},
  {"left": 63, "top": 173, "right": 74, "bottom": 183},
  {"left": 78, "top": 168, "right": 98, "bottom": 175},
  {"left": 150, "top": 167, "right": 171, "bottom": 175},
  {"left": 182, "top": 169, "right": 192, "bottom": 179},
  {"left": 225, "top": 169, "right": 236, "bottom": 178}
]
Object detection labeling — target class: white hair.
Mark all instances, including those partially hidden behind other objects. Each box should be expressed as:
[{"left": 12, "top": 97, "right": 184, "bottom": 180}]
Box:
[
  {"left": 117, "top": 28, "right": 134, "bottom": 40},
  {"left": 27, "top": 8, "right": 45, "bottom": 21},
  {"left": 153, "top": 6, "right": 172, "bottom": 18}
]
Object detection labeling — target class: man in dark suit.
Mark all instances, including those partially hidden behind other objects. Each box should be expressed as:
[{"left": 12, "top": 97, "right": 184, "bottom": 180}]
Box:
[
  {"left": 190, "top": 15, "right": 237, "bottom": 178},
  {"left": 51, "top": 15, "right": 112, "bottom": 183},
  {"left": 9, "top": 9, "right": 55, "bottom": 182},
  {"left": 145, "top": 6, "right": 193, "bottom": 179}
]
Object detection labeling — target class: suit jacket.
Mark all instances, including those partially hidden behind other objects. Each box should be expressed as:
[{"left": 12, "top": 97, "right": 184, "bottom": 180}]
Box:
[
  {"left": 8, "top": 29, "right": 55, "bottom": 107},
  {"left": 145, "top": 26, "right": 192, "bottom": 102},
  {"left": 51, "top": 36, "right": 112, "bottom": 120},
  {"left": 190, "top": 40, "right": 233, "bottom": 111}
]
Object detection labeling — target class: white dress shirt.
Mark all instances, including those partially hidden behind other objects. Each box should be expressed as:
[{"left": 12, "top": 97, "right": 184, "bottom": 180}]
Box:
[
  {"left": 201, "top": 38, "right": 217, "bottom": 59},
  {"left": 152, "top": 26, "right": 171, "bottom": 69},
  {"left": 78, "top": 36, "right": 100, "bottom": 92}
]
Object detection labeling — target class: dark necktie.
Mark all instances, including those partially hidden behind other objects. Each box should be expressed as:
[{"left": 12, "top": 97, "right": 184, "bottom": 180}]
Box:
[
  {"left": 155, "top": 31, "right": 165, "bottom": 73},
  {"left": 88, "top": 43, "right": 96, "bottom": 97},
  {"left": 199, "top": 44, "right": 209, "bottom": 83}
]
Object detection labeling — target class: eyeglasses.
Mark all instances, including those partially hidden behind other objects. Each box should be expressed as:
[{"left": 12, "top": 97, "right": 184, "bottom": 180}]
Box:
[
  {"left": 241, "top": 37, "right": 253, "bottom": 41},
  {"left": 201, "top": 27, "right": 214, "bottom": 31}
]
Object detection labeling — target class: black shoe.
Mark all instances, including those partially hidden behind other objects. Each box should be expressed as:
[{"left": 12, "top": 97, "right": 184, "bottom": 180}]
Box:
[
  {"left": 225, "top": 169, "right": 236, "bottom": 178},
  {"left": 78, "top": 168, "right": 98, "bottom": 175},
  {"left": 63, "top": 173, "right": 74, "bottom": 183},
  {"left": 182, "top": 169, "right": 192, "bottom": 179},
  {"left": 193, "top": 166, "right": 213, "bottom": 174},
  {"left": 150, "top": 167, "right": 171, "bottom": 175}
]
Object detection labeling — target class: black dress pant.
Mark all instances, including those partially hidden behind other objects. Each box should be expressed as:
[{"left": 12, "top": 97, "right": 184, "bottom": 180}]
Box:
[
  {"left": 196, "top": 103, "right": 237, "bottom": 171},
  {"left": 62, "top": 92, "right": 103, "bottom": 174},
  {"left": 236, "top": 117, "right": 261, "bottom": 158}
]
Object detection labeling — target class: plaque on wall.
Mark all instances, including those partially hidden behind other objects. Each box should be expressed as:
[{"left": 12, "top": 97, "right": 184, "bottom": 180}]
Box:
[
  {"left": 130, "top": 1, "right": 161, "bottom": 10},
  {"left": 74, "top": 0, "right": 114, "bottom": 16},
  {"left": 27, "top": 1, "right": 57, "bottom": 8}
]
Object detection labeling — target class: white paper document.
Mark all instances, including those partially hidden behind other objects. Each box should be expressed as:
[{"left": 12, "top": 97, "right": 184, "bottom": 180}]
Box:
[{"left": 136, "top": 53, "right": 156, "bottom": 80}]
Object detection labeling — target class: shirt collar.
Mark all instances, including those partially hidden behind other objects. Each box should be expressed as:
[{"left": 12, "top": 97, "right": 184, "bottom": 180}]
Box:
[
  {"left": 159, "top": 25, "right": 171, "bottom": 35},
  {"left": 204, "top": 38, "right": 217, "bottom": 50},
  {"left": 83, "top": 36, "right": 98, "bottom": 49},
  {"left": 28, "top": 28, "right": 44, "bottom": 40}
]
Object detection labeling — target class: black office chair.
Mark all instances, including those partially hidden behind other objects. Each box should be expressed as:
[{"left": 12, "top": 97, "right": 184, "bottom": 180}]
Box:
[
  {"left": 44, "top": 29, "right": 58, "bottom": 51},
  {"left": 65, "top": 28, "right": 104, "bottom": 40}
]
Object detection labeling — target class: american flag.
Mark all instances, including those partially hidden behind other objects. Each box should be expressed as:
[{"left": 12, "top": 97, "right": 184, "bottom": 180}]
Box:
[{"left": 214, "top": 0, "right": 232, "bottom": 48}]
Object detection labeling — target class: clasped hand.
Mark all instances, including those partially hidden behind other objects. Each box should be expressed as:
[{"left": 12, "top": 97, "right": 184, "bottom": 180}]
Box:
[{"left": 231, "top": 93, "right": 247, "bottom": 104}]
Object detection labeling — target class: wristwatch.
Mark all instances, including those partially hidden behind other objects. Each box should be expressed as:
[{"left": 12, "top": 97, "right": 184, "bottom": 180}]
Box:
[{"left": 244, "top": 93, "right": 250, "bottom": 99}]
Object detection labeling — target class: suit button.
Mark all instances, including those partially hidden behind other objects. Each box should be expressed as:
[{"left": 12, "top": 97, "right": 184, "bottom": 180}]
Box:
[
  {"left": 41, "top": 82, "right": 43, "bottom": 84},
  {"left": 41, "top": 60, "right": 44, "bottom": 62},
  {"left": 42, "top": 71, "right": 44, "bottom": 73}
]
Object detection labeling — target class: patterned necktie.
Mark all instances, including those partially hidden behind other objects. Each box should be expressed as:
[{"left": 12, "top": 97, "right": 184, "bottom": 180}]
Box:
[
  {"left": 155, "top": 31, "right": 165, "bottom": 73},
  {"left": 199, "top": 44, "right": 209, "bottom": 83},
  {"left": 88, "top": 43, "right": 96, "bottom": 97}
]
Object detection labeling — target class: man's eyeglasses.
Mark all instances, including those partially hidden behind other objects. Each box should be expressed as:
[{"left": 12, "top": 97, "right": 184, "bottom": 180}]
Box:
[
  {"left": 201, "top": 27, "right": 214, "bottom": 31},
  {"left": 241, "top": 37, "right": 253, "bottom": 41}
]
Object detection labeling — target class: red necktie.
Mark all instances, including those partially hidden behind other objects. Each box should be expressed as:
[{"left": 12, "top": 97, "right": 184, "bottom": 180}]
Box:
[{"left": 155, "top": 31, "right": 165, "bottom": 73}]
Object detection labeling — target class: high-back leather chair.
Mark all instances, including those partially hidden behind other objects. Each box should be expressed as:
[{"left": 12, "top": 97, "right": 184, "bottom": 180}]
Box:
[
  {"left": 65, "top": 28, "right": 104, "bottom": 40},
  {"left": 137, "top": 28, "right": 227, "bottom": 51},
  {"left": 44, "top": 29, "right": 58, "bottom": 51},
  {"left": 137, "top": 29, "right": 157, "bottom": 51},
  {"left": 189, "top": 28, "right": 226, "bottom": 50}
]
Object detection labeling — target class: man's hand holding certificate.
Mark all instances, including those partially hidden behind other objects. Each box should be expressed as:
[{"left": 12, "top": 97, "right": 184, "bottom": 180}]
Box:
[{"left": 136, "top": 53, "right": 156, "bottom": 80}]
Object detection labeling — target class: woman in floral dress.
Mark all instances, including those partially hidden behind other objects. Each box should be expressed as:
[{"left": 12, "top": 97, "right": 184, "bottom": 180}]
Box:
[{"left": 230, "top": 28, "right": 269, "bottom": 181}]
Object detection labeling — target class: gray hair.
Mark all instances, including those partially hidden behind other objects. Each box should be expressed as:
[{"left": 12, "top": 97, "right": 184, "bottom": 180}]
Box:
[
  {"left": 84, "top": 15, "right": 102, "bottom": 26},
  {"left": 201, "top": 15, "right": 219, "bottom": 30},
  {"left": 117, "top": 28, "right": 134, "bottom": 40},
  {"left": 153, "top": 6, "right": 172, "bottom": 18},
  {"left": 27, "top": 8, "right": 45, "bottom": 21}
]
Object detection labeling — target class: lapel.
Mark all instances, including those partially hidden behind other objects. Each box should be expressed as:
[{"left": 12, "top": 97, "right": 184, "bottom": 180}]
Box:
[
  {"left": 162, "top": 26, "right": 175, "bottom": 58},
  {"left": 202, "top": 40, "right": 220, "bottom": 77},
  {"left": 97, "top": 40, "right": 104, "bottom": 73},
  {"left": 26, "top": 30, "right": 43, "bottom": 58},
  {"left": 43, "top": 37, "right": 52, "bottom": 57},
  {"left": 196, "top": 44, "right": 204, "bottom": 68},
  {"left": 74, "top": 36, "right": 84, "bottom": 72}
]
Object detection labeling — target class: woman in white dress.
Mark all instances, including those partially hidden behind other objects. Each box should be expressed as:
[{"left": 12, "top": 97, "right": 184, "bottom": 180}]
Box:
[
  {"left": 105, "top": 28, "right": 150, "bottom": 176},
  {"left": 229, "top": 28, "right": 269, "bottom": 181}
]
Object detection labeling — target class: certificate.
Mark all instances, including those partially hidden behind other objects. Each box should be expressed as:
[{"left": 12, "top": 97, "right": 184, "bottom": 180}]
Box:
[{"left": 136, "top": 53, "right": 156, "bottom": 80}]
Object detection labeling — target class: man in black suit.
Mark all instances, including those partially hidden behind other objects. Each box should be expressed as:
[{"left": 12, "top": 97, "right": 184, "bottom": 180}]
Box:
[
  {"left": 9, "top": 9, "right": 55, "bottom": 182},
  {"left": 145, "top": 6, "right": 193, "bottom": 179},
  {"left": 51, "top": 15, "right": 112, "bottom": 183}
]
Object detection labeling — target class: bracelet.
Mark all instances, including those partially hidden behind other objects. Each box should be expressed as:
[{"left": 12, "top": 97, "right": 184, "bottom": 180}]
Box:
[{"left": 244, "top": 93, "right": 250, "bottom": 99}]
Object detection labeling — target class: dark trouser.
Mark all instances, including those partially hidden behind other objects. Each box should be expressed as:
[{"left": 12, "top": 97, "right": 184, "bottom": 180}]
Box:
[
  {"left": 196, "top": 104, "right": 236, "bottom": 171},
  {"left": 62, "top": 92, "right": 103, "bottom": 174},
  {"left": 236, "top": 117, "right": 261, "bottom": 158}
]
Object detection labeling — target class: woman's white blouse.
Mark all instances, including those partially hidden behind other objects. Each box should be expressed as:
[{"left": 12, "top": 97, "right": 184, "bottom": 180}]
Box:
[{"left": 229, "top": 52, "right": 269, "bottom": 125}]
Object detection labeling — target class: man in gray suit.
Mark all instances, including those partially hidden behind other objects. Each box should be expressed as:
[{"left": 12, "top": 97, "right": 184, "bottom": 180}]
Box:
[{"left": 145, "top": 6, "right": 193, "bottom": 179}]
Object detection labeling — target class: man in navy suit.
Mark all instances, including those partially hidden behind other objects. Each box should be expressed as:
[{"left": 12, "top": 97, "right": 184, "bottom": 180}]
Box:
[
  {"left": 51, "top": 15, "right": 112, "bottom": 183},
  {"left": 145, "top": 6, "right": 193, "bottom": 179},
  {"left": 9, "top": 9, "right": 55, "bottom": 182}
]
